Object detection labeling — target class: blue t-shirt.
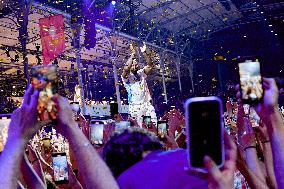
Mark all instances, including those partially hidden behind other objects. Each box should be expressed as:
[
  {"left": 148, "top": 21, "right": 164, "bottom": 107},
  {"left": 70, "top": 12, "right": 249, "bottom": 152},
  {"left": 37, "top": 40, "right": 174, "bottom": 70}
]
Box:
[{"left": 117, "top": 149, "right": 208, "bottom": 189}]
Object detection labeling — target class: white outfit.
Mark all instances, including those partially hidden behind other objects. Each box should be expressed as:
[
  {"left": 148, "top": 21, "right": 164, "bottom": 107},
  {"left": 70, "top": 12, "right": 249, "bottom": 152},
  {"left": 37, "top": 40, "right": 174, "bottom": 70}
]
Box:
[
  {"left": 74, "top": 85, "right": 82, "bottom": 105},
  {"left": 122, "top": 69, "right": 157, "bottom": 126}
]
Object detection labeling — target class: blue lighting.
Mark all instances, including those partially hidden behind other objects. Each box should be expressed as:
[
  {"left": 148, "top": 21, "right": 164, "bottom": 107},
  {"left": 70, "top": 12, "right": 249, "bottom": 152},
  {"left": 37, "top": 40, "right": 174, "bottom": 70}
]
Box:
[{"left": 111, "top": 0, "right": 116, "bottom": 5}]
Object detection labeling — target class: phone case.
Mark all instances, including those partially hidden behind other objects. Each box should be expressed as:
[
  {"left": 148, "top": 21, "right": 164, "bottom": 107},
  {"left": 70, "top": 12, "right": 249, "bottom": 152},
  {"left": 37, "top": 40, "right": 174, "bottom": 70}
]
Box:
[
  {"left": 184, "top": 96, "right": 225, "bottom": 173},
  {"left": 31, "top": 65, "right": 59, "bottom": 121},
  {"left": 238, "top": 61, "right": 264, "bottom": 104}
]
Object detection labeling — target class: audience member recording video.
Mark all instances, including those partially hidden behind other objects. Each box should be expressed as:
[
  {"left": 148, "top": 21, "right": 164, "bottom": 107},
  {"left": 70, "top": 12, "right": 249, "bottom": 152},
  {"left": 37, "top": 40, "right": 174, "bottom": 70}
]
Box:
[{"left": 0, "top": 76, "right": 283, "bottom": 189}]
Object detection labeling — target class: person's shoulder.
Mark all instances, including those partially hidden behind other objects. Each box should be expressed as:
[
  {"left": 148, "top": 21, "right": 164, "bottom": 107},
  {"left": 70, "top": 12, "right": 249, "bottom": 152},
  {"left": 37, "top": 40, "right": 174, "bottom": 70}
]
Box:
[
  {"left": 148, "top": 148, "right": 186, "bottom": 159},
  {"left": 118, "top": 149, "right": 208, "bottom": 189}
]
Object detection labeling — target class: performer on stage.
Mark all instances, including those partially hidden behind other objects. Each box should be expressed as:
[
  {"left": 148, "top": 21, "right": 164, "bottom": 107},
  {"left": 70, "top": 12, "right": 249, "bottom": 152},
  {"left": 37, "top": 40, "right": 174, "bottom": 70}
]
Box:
[{"left": 121, "top": 42, "right": 157, "bottom": 127}]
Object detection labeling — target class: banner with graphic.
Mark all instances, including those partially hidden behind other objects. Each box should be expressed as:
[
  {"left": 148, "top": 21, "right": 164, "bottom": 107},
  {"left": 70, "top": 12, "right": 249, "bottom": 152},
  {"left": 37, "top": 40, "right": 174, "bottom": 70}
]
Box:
[{"left": 39, "top": 14, "right": 65, "bottom": 65}]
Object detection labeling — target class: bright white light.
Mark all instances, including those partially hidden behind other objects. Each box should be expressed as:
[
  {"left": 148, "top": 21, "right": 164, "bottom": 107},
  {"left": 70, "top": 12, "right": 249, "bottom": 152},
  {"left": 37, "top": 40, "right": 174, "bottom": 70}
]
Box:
[
  {"left": 111, "top": 1, "right": 116, "bottom": 5},
  {"left": 269, "top": 24, "right": 272, "bottom": 27},
  {"left": 244, "top": 35, "right": 247, "bottom": 38},
  {"left": 275, "top": 34, "right": 278, "bottom": 36},
  {"left": 271, "top": 31, "right": 273, "bottom": 33}
]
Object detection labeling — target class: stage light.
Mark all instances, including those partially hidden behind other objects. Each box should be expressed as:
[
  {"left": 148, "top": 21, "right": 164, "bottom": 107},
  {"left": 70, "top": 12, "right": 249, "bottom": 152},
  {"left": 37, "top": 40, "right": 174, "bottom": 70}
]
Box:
[{"left": 111, "top": 1, "right": 116, "bottom": 5}]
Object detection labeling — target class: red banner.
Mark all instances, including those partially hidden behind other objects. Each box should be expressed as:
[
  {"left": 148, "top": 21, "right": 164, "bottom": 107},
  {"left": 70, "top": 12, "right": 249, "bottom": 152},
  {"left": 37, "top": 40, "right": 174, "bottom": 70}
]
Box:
[{"left": 39, "top": 14, "right": 65, "bottom": 65}]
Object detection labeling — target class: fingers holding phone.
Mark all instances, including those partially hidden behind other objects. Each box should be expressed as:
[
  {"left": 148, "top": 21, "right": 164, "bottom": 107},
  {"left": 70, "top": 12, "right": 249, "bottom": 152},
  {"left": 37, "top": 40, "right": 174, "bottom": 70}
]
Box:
[{"left": 203, "top": 132, "right": 237, "bottom": 189}]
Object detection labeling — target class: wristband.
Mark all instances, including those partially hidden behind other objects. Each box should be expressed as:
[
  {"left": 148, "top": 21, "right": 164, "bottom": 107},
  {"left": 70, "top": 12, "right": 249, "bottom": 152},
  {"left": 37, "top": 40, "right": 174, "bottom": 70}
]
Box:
[
  {"left": 244, "top": 146, "right": 256, "bottom": 151},
  {"left": 261, "top": 140, "right": 270, "bottom": 144}
]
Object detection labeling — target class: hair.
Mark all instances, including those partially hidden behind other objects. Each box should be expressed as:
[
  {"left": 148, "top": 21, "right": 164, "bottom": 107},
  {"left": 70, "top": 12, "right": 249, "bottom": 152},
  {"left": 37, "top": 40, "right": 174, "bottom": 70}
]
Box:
[{"left": 103, "top": 128, "right": 163, "bottom": 178}]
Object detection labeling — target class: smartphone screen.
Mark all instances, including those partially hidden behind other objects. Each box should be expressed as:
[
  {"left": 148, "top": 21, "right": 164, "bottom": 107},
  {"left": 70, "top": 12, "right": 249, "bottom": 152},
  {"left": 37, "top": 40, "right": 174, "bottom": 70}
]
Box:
[
  {"left": 115, "top": 121, "right": 131, "bottom": 132},
  {"left": 157, "top": 121, "right": 168, "bottom": 138},
  {"left": 52, "top": 153, "right": 68, "bottom": 183},
  {"left": 185, "top": 97, "right": 224, "bottom": 170},
  {"left": 143, "top": 116, "right": 151, "bottom": 127},
  {"left": 238, "top": 61, "right": 263, "bottom": 104},
  {"left": 89, "top": 121, "right": 104, "bottom": 145},
  {"left": 0, "top": 116, "right": 11, "bottom": 152},
  {"left": 31, "top": 65, "right": 59, "bottom": 121},
  {"left": 70, "top": 102, "right": 80, "bottom": 114}
]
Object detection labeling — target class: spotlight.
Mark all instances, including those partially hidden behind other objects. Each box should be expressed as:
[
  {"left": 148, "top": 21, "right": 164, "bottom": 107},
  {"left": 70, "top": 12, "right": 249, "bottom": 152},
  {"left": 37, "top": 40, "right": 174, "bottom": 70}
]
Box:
[{"left": 111, "top": 0, "right": 116, "bottom": 5}]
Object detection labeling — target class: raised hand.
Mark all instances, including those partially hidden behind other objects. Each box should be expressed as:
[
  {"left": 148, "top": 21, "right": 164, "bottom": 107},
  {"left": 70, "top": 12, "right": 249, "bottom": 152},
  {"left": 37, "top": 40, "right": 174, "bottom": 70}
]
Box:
[
  {"left": 8, "top": 85, "right": 50, "bottom": 144},
  {"left": 255, "top": 78, "right": 279, "bottom": 117},
  {"left": 140, "top": 42, "right": 147, "bottom": 53},
  {"left": 55, "top": 96, "right": 78, "bottom": 136},
  {"left": 204, "top": 132, "right": 237, "bottom": 189},
  {"left": 130, "top": 43, "right": 136, "bottom": 55},
  {"left": 163, "top": 133, "right": 178, "bottom": 150},
  {"left": 167, "top": 109, "right": 184, "bottom": 135}
]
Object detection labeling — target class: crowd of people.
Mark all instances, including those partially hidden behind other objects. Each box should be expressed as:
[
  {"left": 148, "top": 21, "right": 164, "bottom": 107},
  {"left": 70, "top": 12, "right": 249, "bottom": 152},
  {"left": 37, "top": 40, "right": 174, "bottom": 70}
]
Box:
[
  {"left": 1, "top": 42, "right": 284, "bottom": 189},
  {"left": 0, "top": 76, "right": 283, "bottom": 189}
]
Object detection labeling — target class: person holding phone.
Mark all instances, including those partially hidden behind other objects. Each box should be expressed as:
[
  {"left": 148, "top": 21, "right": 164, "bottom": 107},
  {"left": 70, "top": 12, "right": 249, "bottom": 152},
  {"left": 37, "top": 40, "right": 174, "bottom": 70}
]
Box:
[
  {"left": 0, "top": 85, "right": 119, "bottom": 189},
  {"left": 250, "top": 78, "right": 284, "bottom": 188},
  {"left": 55, "top": 96, "right": 119, "bottom": 189},
  {"left": 121, "top": 42, "right": 157, "bottom": 127},
  {"left": 0, "top": 85, "right": 50, "bottom": 188}
]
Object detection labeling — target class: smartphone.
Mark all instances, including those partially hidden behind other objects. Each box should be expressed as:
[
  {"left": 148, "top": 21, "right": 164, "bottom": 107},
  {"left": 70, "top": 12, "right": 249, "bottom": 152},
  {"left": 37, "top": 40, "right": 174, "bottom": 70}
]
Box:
[
  {"left": 31, "top": 65, "right": 59, "bottom": 121},
  {"left": 70, "top": 102, "right": 80, "bottom": 113},
  {"left": 52, "top": 152, "right": 69, "bottom": 184},
  {"left": 110, "top": 102, "right": 118, "bottom": 119},
  {"left": 185, "top": 96, "right": 224, "bottom": 172},
  {"left": 0, "top": 115, "right": 11, "bottom": 152},
  {"left": 157, "top": 121, "right": 168, "bottom": 140},
  {"left": 143, "top": 116, "right": 151, "bottom": 128},
  {"left": 115, "top": 121, "right": 131, "bottom": 132},
  {"left": 89, "top": 121, "right": 104, "bottom": 145},
  {"left": 238, "top": 61, "right": 263, "bottom": 104}
]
